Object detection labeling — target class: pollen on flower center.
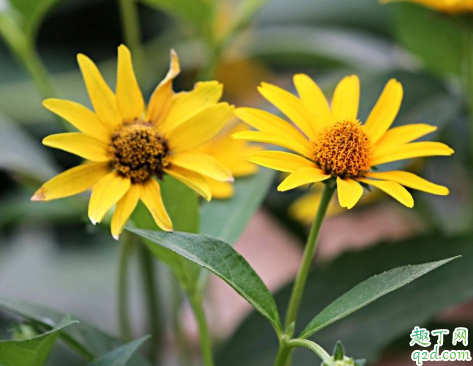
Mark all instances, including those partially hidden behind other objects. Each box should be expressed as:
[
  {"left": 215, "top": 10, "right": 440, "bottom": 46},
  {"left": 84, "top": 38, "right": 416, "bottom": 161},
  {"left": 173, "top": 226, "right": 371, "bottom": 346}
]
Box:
[
  {"left": 108, "top": 120, "right": 170, "bottom": 183},
  {"left": 312, "top": 120, "right": 371, "bottom": 177}
]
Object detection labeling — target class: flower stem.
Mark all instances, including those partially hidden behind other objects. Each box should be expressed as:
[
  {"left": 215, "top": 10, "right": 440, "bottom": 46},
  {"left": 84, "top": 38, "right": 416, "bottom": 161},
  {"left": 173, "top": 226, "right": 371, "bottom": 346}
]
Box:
[
  {"left": 138, "top": 243, "right": 163, "bottom": 363},
  {"left": 284, "top": 183, "right": 335, "bottom": 329},
  {"left": 189, "top": 291, "right": 215, "bottom": 366},
  {"left": 118, "top": 231, "right": 134, "bottom": 341},
  {"left": 20, "top": 43, "right": 56, "bottom": 100},
  {"left": 118, "top": 0, "right": 145, "bottom": 79},
  {"left": 286, "top": 339, "right": 332, "bottom": 365}
]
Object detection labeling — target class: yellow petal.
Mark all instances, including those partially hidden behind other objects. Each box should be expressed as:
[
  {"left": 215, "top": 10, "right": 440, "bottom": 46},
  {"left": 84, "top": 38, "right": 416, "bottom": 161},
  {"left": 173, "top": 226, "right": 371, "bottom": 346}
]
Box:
[
  {"left": 371, "top": 142, "right": 454, "bottom": 166},
  {"left": 167, "top": 103, "right": 234, "bottom": 152},
  {"left": 171, "top": 153, "right": 233, "bottom": 182},
  {"left": 331, "top": 75, "right": 360, "bottom": 122},
  {"left": 235, "top": 107, "right": 310, "bottom": 148},
  {"left": 248, "top": 150, "right": 316, "bottom": 172},
  {"left": 43, "top": 99, "right": 110, "bottom": 142},
  {"left": 206, "top": 178, "right": 234, "bottom": 199},
  {"left": 146, "top": 49, "right": 180, "bottom": 124},
  {"left": 164, "top": 167, "right": 211, "bottom": 201},
  {"left": 116, "top": 45, "right": 144, "bottom": 122},
  {"left": 293, "top": 74, "right": 332, "bottom": 128},
  {"left": 366, "top": 171, "right": 449, "bottom": 196},
  {"left": 336, "top": 177, "right": 363, "bottom": 209},
  {"left": 363, "top": 79, "right": 403, "bottom": 144},
  {"left": 111, "top": 184, "right": 141, "bottom": 240},
  {"left": 158, "top": 81, "right": 223, "bottom": 134},
  {"left": 43, "top": 133, "right": 109, "bottom": 162},
  {"left": 277, "top": 168, "right": 331, "bottom": 191},
  {"left": 258, "top": 82, "right": 317, "bottom": 140},
  {"left": 371, "top": 123, "right": 437, "bottom": 154},
  {"left": 232, "top": 130, "right": 312, "bottom": 158},
  {"left": 31, "top": 162, "right": 110, "bottom": 201},
  {"left": 88, "top": 172, "right": 131, "bottom": 224},
  {"left": 140, "top": 178, "right": 173, "bottom": 232},
  {"left": 357, "top": 177, "right": 414, "bottom": 208},
  {"left": 77, "top": 54, "right": 122, "bottom": 128}
]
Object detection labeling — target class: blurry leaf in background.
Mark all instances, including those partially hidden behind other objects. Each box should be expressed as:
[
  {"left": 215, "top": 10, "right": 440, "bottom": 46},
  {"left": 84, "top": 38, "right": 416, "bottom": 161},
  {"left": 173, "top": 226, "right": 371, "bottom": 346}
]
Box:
[
  {"left": 85, "top": 336, "right": 150, "bottom": 366},
  {"left": 128, "top": 229, "right": 283, "bottom": 334},
  {"left": 0, "top": 316, "right": 77, "bottom": 366},
  {"left": 0, "top": 113, "right": 58, "bottom": 181},
  {"left": 200, "top": 169, "right": 275, "bottom": 245},
  {"left": 392, "top": 3, "right": 464, "bottom": 76},
  {"left": 0, "top": 298, "right": 153, "bottom": 366},
  {"left": 299, "top": 256, "right": 459, "bottom": 339},
  {"left": 217, "top": 234, "right": 473, "bottom": 366}
]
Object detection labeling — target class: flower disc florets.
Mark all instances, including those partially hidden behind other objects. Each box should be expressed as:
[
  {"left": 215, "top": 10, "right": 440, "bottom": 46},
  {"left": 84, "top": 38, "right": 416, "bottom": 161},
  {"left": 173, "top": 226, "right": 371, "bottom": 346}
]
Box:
[
  {"left": 312, "top": 120, "right": 371, "bottom": 177},
  {"left": 108, "top": 120, "right": 170, "bottom": 182}
]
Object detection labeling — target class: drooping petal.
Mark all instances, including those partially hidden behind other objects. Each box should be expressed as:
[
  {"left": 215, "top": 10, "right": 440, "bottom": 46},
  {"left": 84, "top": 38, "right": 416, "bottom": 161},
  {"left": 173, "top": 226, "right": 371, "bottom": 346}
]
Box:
[
  {"left": 146, "top": 49, "right": 180, "bottom": 124},
  {"left": 371, "top": 123, "right": 437, "bottom": 153},
  {"left": 158, "top": 81, "right": 223, "bottom": 134},
  {"left": 31, "top": 162, "right": 110, "bottom": 201},
  {"left": 331, "top": 75, "right": 360, "bottom": 122},
  {"left": 140, "top": 178, "right": 172, "bottom": 232},
  {"left": 166, "top": 103, "right": 234, "bottom": 152},
  {"left": 363, "top": 79, "right": 403, "bottom": 144},
  {"left": 336, "top": 177, "right": 364, "bottom": 209},
  {"left": 277, "top": 168, "right": 331, "bottom": 191},
  {"left": 258, "top": 82, "right": 317, "bottom": 140},
  {"left": 235, "top": 107, "right": 310, "bottom": 147},
  {"left": 206, "top": 178, "right": 234, "bottom": 199},
  {"left": 293, "top": 73, "right": 332, "bottom": 128},
  {"left": 366, "top": 171, "right": 449, "bottom": 196},
  {"left": 111, "top": 183, "right": 141, "bottom": 239},
  {"left": 371, "top": 141, "right": 454, "bottom": 166},
  {"left": 248, "top": 150, "right": 316, "bottom": 172},
  {"left": 116, "top": 45, "right": 144, "bottom": 122},
  {"left": 171, "top": 153, "right": 233, "bottom": 182},
  {"left": 165, "top": 166, "right": 211, "bottom": 201},
  {"left": 232, "top": 130, "right": 312, "bottom": 158},
  {"left": 357, "top": 177, "right": 414, "bottom": 208},
  {"left": 88, "top": 171, "right": 131, "bottom": 224},
  {"left": 43, "top": 99, "right": 110, "bottom": 142},
  {"left": 77, "top": 54, "right": 122, "bottom": 128},
  {"left": 43, "top": 133, "right": 109, "bottom": 162}
]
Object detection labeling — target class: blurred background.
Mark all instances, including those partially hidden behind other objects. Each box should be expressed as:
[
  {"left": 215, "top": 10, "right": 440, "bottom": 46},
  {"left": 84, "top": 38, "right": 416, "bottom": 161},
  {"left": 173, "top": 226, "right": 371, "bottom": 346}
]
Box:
[{"left": 0, "top": 0, "right": 472, "bottom": 365}]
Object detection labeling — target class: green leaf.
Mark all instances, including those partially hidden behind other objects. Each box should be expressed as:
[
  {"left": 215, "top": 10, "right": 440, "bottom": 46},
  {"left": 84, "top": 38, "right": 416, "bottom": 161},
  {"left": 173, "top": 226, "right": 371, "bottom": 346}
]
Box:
[
  {"left": 392, "top": 3, "right": 464, "bottom": 76},
  {"left": 0, "top": 297, "right": 153, "bottom": 366},
  {"left": 200, "top": 169, "right": 275, "bottom": 245},
  {"left": 131, "top": 176, "right": 201, "bottom": 289},
  {"left": 300, "top": 256, "right": 459, "bottom": 339},
  {"left": 0, "top": 316, "right": 77, "bottom": 366},
  {"left": 85, "top": 336, "right": 150, "bottom": 366},
  {"left": 333, "top": 341, "right": 344, "bottom": 361},
  {"left": 127, "top": 229, "right": 283, "bottom": 333},
  {"left": 140, "top": 0, "right": 213, "bottom": 36},
  {"left": 217, "top": 234, "right": 473, "bottom": 365}
]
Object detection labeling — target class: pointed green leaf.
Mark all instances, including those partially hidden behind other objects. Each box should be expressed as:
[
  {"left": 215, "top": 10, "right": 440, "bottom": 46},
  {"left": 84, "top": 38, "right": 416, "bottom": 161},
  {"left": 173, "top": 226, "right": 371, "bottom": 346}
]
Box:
[
  {"left": 299, "top": 256, "right": 459, "bottom": 339},
  {"left": 333, "top": 341, "right": 344, "bottom": 361},
  {"left": 200, "top": 169, "right": 275, "bottom": 245},
  {"left": 0, "top": 316, "right": 77, "bottom": 366},
  {"left": 86, "top": 336, "right": 150, "bottom": 366},
  {"left": 127, "top": 229, "right": 282, "bottom": 333}
]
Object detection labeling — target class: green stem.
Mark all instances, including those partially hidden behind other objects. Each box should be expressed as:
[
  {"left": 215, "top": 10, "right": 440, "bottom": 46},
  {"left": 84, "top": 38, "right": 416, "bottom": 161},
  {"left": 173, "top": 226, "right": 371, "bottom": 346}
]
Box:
[
  {"left": 284, "top": 183, "right": 335, "bottom": 329},
  {"left": 198, "top": 41, "right": 223, "bottom": 81},
  {"left": 171, "top": 280, "right": 194, "bottom": 366},
  {"left": 138, "top": 243, "right": 162, "bottom": 363},
  {"left": 118, "top": 0, "right": 145, "bottom": 79},
  {"left": 118, "top": 232, "right": 134, "bottom": 341},
  {"left": 286, "top": 339, "right": 332, "bottom": 365},
  {"left": 189, "top": 291, "right": 215, "bottom": 366},
  {"left": 20, "top": 43, "right": 56, "bottom": 100}
]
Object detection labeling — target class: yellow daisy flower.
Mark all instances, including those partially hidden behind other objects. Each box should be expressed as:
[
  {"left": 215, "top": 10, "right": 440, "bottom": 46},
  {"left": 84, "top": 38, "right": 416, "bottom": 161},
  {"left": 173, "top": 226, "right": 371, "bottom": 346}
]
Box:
[
  {"left": 32, "top": 45, "right": 234, "bottom": 239},
  {"left": 382, "top": 0, "right": 473, "bottom": 13},
  {"left": 196, "top": 123, "right": 261, "bottom": 199},
  {"left": 234, "top": 74, "right": 454, "bottom": 209}
]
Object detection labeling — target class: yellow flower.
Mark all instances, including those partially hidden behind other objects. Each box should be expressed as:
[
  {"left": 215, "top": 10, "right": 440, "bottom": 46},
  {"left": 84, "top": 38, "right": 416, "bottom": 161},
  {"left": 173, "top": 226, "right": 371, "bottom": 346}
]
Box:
[
  {"left": 234, "top": 75, "right": 454, "bottom": 209},
  {"left": 196, "top": 123, "right": 261, "bottom": 199},
  {"left": 382, "top": 0, "right": 473, "bottom": 13},
  {"left": 32, "top": 45, "right": 234, "bottom": 239}
]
